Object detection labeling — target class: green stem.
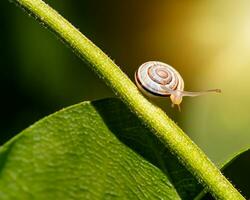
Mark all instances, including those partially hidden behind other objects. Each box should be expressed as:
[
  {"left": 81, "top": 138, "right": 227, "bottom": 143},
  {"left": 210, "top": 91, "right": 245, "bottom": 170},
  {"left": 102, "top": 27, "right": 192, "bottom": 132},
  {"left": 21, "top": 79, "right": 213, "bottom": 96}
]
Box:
[{"left": 11, "top": 0, "right": 244, "bottom": 199}]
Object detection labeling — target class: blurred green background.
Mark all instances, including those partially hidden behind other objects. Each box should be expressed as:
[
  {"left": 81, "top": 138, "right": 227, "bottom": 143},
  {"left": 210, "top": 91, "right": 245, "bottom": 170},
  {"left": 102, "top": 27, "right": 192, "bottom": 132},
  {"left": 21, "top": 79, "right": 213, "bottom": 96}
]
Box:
[{"left": 1, "top": 0, "right": 250, "bottom": 163}]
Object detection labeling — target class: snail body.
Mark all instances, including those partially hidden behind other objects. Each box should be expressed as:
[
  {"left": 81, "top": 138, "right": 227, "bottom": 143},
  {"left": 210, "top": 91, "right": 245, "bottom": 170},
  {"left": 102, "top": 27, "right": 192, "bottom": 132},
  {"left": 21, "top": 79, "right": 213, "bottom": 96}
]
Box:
[{"left": 135, "top": 61, "right": 221, "bottom": 109}]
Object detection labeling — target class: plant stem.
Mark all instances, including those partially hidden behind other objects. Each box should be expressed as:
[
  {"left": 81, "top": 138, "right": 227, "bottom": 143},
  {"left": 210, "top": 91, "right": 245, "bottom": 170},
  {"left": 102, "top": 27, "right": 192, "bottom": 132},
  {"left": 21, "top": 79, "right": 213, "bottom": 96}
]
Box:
[{"left": 11, "top": 0, "right": 244, "bottom": 199}]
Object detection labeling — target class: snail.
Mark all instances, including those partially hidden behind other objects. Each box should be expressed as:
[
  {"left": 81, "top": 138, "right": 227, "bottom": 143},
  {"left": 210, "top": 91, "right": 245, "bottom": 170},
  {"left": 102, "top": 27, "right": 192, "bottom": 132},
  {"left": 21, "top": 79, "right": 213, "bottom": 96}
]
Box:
[{"left": 135, "top": 61, "right": 221, "bottom": 111}]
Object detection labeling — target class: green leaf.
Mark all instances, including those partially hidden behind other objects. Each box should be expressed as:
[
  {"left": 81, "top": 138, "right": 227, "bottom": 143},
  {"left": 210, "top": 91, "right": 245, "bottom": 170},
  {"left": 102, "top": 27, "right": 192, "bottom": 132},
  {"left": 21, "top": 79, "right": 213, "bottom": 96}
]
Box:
[
  {"left": 0, "top": 98, "right": 202, "bottom": 199},
  {"left": 221, "top": 149, "right": 250, "bottom": 198},
  {"left": 197, "top": 149, "right": 250, "bottom": 200}
]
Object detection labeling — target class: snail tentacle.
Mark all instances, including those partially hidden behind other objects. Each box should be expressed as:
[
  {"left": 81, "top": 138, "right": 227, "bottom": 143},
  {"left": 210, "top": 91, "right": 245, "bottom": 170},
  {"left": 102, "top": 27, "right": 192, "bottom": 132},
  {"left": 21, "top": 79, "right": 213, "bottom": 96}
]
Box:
[
  {"left": 178, "top": 89, "right": 221, "bottom": 97},
  {"left": 172, "top": 89, "right": 221, "bottom": 97}
]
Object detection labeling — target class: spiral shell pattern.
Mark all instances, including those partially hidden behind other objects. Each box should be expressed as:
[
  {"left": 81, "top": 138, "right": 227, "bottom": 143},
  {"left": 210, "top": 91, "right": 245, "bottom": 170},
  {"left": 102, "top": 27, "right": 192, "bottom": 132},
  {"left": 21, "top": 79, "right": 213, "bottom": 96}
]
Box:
[{"left": 135, "top": 61, "right": 184, "bottom": 96}]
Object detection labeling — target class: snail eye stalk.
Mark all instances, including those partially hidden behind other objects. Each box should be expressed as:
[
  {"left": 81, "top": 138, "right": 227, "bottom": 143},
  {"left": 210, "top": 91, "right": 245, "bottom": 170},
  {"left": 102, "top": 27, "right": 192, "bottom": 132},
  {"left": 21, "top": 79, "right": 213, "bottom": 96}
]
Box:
[{"left": 179, "top": 89, "right": 221, "bottom": 97}]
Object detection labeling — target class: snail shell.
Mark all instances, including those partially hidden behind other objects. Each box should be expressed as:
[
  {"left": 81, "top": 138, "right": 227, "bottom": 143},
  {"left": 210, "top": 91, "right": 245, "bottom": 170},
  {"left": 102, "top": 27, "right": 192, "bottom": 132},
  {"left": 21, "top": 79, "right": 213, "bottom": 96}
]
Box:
[
  {"left": 135, "top": 61, "right": 221, "bottom": 108},
  {"left": 135, "top": 61, "right": 184, "bottom": 97}
]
